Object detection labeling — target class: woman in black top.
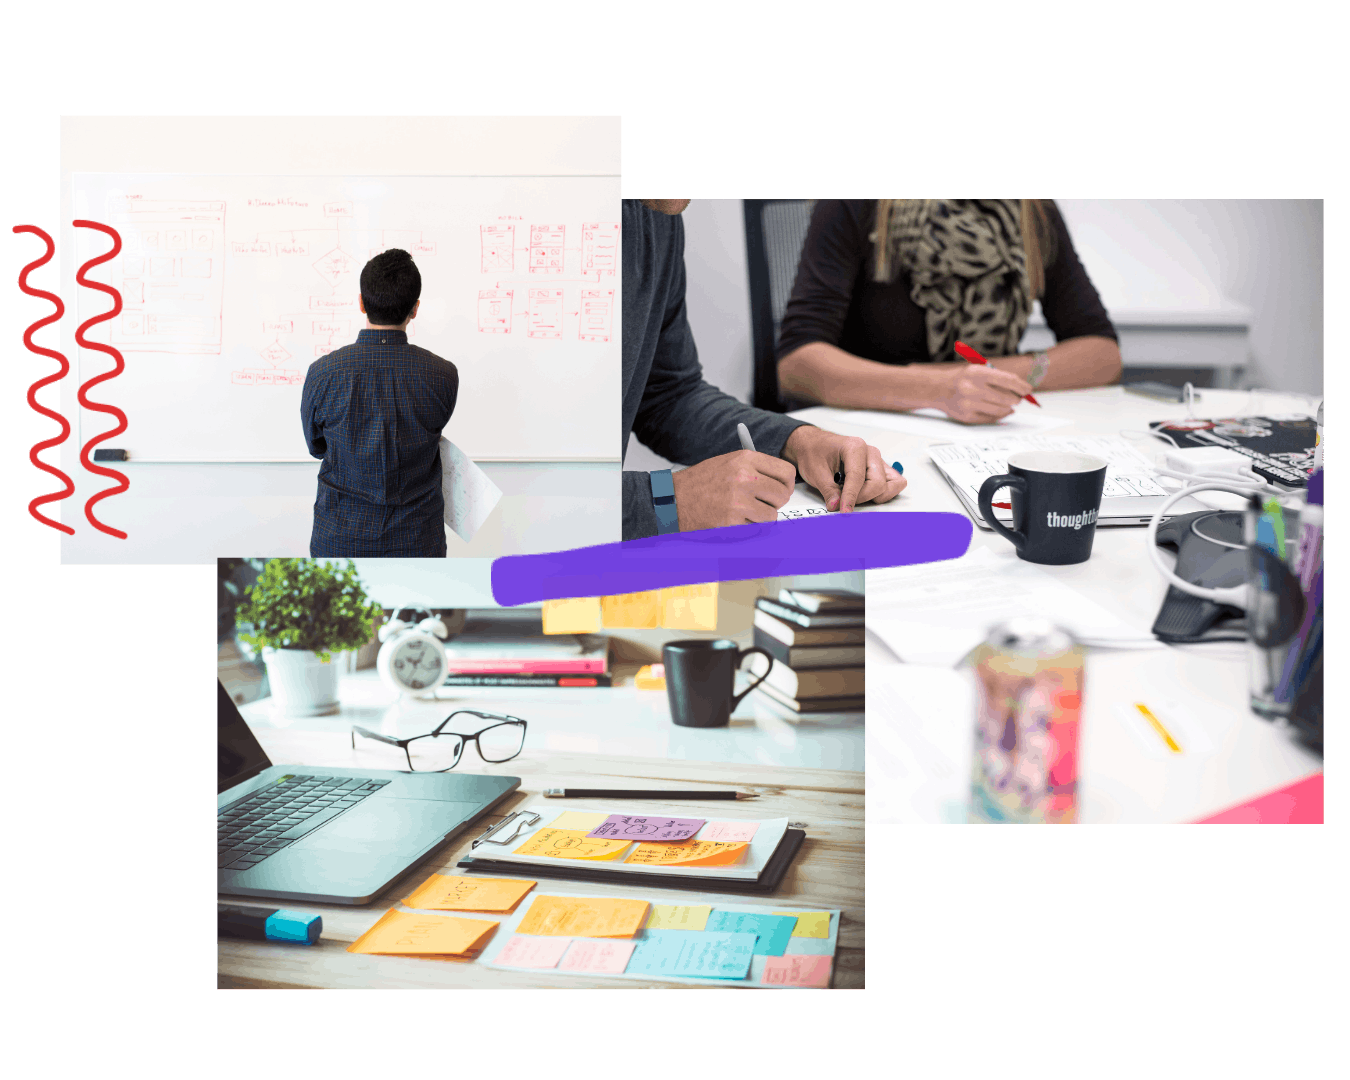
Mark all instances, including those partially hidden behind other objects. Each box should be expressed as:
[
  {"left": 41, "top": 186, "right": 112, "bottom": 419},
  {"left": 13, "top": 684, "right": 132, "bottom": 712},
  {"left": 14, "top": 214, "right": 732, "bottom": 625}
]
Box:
[{"left": 776, "top": 200, "right": 1121, "bottom": 424}]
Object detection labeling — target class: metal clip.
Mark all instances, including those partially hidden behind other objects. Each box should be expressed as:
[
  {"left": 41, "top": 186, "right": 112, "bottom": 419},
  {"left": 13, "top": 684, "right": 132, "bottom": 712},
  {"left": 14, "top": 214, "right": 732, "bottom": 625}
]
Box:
[{"left": 471, "top": 810, "right": 541, "bottom": 850}]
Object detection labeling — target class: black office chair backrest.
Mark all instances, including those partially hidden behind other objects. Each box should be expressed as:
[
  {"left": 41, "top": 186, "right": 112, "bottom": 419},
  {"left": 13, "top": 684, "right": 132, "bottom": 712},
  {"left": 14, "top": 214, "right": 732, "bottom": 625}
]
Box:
[{"left": 744, "top": 199, "right": 814, "bottom": 412}]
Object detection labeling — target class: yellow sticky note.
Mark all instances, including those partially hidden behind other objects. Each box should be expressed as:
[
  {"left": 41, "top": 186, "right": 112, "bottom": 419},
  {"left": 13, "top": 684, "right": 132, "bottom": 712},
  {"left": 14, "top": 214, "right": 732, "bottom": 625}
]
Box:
[
  {"left": 773, "top": 911, "right": 832, "bottom": 939},
  {"left": 541, "top": 596, "right": 602, "bottom": 634},
  {"left": 401, "top": 874, "right": 536, "bottom": 913},
  {"left": 624, "top": 840, "right": 748, "bottom": 866},
  {"left": 346, "top": 909, "right": 499, "bottom": 956},
  {"left": 547, "top": 811, "right": 609, "bottom": 832},
  {"left": 512, "top": 828, "right": 631, "bottom": 861},
  {"left": 645, "top": 904, "right": 712, "bottom": 930},
  {"left": 516, "top": 895, "right": 650, "bottom": 938},
  {"left": 601, "top": 591, "right": 661, "bottom": 628},
  {"left": 659, "top": 583, "right": 718, "bottom": 630}
]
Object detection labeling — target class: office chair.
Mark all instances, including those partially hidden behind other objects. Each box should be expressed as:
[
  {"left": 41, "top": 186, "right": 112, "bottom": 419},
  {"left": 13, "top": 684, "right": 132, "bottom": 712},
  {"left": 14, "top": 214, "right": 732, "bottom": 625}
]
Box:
[{"left": 744, "top": 200, "right": 814, "bottom": 412}]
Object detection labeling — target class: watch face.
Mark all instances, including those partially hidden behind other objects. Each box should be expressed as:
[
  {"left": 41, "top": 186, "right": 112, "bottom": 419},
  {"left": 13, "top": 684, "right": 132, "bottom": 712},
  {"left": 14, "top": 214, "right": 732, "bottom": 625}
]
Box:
[{"left": 392, "top": 637, "right": 443, "bottom": 690}]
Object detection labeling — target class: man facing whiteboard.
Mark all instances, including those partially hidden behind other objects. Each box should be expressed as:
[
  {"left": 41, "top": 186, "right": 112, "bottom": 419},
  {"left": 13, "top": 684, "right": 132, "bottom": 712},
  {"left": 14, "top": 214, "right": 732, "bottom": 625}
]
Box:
[{"left": 301, "top": 249, "right": 459, "bottom": 557}]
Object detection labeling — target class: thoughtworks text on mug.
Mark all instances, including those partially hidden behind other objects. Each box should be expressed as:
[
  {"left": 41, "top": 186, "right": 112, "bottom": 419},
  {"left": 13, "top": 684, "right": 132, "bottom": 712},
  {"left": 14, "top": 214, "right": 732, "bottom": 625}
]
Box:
[{"left": 1048, "top": 510, "right": 1098, "bottom": 530}]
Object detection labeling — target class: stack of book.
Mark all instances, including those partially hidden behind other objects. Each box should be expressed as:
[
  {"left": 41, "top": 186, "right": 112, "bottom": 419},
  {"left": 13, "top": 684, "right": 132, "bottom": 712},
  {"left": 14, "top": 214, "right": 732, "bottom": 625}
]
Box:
[
  {"left": 442, "top": 635, "right": 611, "bottom": 688},
  {"left": 747, "top": 589, "right": 864, "bottom": 713}
]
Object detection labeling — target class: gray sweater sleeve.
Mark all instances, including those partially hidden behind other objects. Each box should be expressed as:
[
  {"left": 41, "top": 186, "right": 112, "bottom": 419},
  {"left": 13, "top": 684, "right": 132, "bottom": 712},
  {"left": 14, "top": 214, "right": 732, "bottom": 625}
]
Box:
[{"left": 622, "top": 470, "right": 660, "bottom": 541}]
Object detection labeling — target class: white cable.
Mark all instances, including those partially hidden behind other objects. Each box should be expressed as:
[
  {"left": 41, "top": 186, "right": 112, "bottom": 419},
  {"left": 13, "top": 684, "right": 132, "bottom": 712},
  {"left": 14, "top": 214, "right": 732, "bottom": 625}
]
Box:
[{"left": 1146, "top": 482, "right": 1267, "bottom": 609}]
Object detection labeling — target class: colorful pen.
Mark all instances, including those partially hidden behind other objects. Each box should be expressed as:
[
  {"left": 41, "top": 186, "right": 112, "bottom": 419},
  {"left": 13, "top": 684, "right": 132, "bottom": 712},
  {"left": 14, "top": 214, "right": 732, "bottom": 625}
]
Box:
[{"left": 954, "top": 340, "right": 1041, "bottom": 407}]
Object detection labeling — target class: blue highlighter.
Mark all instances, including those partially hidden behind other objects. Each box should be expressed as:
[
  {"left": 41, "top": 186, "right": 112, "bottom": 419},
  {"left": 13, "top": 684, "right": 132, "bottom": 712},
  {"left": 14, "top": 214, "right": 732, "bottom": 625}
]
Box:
[{"left": 218, "top": 903, "right": 322, "bottom": 944}]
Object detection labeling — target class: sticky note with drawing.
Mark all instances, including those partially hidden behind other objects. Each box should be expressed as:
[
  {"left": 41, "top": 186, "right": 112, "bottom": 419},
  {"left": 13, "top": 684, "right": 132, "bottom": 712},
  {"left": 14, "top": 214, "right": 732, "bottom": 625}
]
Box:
[
  {"left": 514, "top": 895, "right": 650, "bottom": 938},
  {"left": 511, "top": 828, "right": 631, "bottom": 861},
  {"left": 346, "top": 909, "right": 499, "bottom": 956},
  {"left": 586, "top": 815, "right": 705, "bottom": 841},
  {"left": 439, "top": 438, "right": 503, "bottom": 543}
]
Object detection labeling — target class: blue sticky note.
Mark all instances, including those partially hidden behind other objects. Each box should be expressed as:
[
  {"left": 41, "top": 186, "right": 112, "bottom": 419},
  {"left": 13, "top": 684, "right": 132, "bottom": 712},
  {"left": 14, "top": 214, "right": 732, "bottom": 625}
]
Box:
[
  {"left": 704, "top": 911, "right": 796, "bottom": 956},
  {"left": 625, "top": 930, "right": 756, "bottom": 979}
]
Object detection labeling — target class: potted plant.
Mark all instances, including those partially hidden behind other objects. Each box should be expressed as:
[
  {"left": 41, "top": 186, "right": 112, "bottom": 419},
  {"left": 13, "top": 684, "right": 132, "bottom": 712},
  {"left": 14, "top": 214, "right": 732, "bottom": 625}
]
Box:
[{"left": 236, "top": 559, "right": 382, "bottom": 716}]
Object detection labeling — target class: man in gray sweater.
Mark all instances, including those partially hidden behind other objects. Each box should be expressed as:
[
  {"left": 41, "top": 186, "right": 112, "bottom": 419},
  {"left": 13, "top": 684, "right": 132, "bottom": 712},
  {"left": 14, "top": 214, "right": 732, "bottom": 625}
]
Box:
[{"left": 623, "top": 199, "right": 905, "bottom": 539}]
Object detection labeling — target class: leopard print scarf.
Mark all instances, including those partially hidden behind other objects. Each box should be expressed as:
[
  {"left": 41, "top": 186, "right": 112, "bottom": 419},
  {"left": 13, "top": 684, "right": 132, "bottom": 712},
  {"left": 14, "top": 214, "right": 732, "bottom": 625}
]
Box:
[{"left": 873, "top": 199, "right": 1031, "bottom": 363}]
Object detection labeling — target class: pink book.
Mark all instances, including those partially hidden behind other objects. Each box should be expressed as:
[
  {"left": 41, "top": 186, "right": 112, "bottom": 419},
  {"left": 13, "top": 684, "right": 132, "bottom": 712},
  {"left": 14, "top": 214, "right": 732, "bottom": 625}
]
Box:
[
  {"left": 444, "top": 658, "right": 608, "bottom": 675},
  {"left": 1194, "top": 773, "right": 1323, "bottom": 824}
]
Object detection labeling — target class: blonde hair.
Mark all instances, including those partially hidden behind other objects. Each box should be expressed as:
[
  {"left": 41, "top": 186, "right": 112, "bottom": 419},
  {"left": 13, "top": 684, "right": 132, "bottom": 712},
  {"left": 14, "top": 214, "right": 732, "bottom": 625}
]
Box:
[{"left": 873, "top": 199, "right": 1055, "bottom": 298}]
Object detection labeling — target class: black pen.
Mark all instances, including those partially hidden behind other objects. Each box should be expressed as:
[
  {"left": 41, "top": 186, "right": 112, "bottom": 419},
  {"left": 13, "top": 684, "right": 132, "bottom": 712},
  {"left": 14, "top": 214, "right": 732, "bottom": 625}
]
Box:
[{"left": 543, "top": 788, "right": 757, "bottom": 800}]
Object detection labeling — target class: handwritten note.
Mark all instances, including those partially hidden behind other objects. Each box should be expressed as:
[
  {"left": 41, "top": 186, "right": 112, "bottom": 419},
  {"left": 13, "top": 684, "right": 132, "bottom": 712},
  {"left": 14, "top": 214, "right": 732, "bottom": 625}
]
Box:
[
  {"left": 439, "top": 438, "right": 503, "bottom": 543},
  {"left": 401, "top": 874, "right": 536, "bottom": 913},
  {"left": 587, "top": 815, "right": 705, "bottom": 842},
  {"left": 704, "top": 911, "right": 796, "bottom": 956},
  {"left": 540, "top": 596, "right": 602, "bottom": 634},
  {"left": 515, "top": 895, "right": 650, "bottom": 938},
  {"left": 761, "top": 954, "right": 832, "bottom": 988},
  {"left": 512, "top": 828, "right": 631, "bottom": 861},
  {"left": 624, "top": 840, "right": 748, "bottom": 866},
  {"left": 559, "top": 938, "right": 637, "bottom": 974},
  {"left": 773, "top": 911, "right": 832, "bottom": 939},
  {"left": 493, "top": 934, "right": 572, "bottom": 969},
  {"left": 625, "top": 930, "right": 756, "bottom": 980},
  {"left": 699, "top": 821, "right": 760, "bottom": 843},
  {"left": 346, "top": 909, "right": 499, "bottom": 956},
  {"left": 644, "top": 904, "right": 712, "bottom": 931},
  {"left": 547, "top": 811, "right": 609, "bottom": 832}
]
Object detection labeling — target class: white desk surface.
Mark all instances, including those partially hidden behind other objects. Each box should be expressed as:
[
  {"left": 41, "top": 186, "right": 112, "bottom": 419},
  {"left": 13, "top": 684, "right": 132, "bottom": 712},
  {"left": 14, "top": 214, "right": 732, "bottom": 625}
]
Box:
[
  {"left": 240, "top": 668, "right": 865, "bottom": 772},
  {"left": 791, "top": 386, "right": 1322, "bottom": 824}
]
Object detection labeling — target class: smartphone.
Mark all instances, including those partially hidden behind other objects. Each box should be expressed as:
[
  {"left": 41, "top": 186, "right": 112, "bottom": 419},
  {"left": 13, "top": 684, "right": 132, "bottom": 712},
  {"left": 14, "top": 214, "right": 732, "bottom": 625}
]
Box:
[{"left": 1124, "top": 381, "right": 1194, "bottom": 403}]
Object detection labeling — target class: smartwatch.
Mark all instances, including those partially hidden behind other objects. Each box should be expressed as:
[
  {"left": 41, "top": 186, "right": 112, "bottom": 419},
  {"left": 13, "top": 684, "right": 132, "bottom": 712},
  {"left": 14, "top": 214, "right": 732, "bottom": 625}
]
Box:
[{"left": 650, "top": 469, "right": 680, "bottom": 534}]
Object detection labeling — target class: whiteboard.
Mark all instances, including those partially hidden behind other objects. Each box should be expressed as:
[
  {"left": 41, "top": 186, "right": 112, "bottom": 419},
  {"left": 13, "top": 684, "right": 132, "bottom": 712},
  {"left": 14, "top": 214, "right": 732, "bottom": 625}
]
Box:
[{"left": 72, "top": 174, "right": 620, "bottom": 462}]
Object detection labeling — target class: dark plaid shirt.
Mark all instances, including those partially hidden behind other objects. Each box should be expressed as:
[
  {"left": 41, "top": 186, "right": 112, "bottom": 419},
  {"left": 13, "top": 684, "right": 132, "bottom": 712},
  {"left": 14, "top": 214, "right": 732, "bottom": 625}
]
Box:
[{"left": 301, "top": 329, "right": 459, "bottom": 557}]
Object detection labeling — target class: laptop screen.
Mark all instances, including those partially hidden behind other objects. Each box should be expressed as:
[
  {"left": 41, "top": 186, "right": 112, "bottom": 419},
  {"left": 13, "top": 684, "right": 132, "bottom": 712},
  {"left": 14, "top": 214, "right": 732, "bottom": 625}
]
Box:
[{"left": 219, "top": 680, "right": 272, "bottom": 793}]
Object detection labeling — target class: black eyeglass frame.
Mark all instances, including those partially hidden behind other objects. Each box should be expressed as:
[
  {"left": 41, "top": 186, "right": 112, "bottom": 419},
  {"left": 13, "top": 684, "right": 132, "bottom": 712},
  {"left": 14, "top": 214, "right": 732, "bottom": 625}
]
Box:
[{"left": 349, "top": 710, "right": 528, "bottom": 772}]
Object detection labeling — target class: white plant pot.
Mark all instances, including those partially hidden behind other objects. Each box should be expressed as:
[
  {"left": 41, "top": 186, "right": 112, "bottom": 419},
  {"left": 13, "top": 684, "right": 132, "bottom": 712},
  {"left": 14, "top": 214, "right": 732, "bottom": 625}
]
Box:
[{"left": 263, "top": 648, "right": 340, "bottom": 716}]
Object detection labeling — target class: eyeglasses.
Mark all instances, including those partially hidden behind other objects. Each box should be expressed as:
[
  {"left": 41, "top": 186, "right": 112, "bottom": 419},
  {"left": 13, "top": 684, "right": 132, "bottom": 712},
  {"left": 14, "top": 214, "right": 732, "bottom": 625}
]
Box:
[{"left": 350, "top": 710, "right": 528, "bottom": 772}]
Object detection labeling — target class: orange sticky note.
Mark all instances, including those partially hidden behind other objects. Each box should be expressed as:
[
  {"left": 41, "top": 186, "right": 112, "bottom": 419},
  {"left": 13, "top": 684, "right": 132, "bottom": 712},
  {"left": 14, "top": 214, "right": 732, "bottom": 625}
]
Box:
[
  {"left": 515, "top": 895, "right": 650, "bottom": 938},
  {"left": 513, "top": 828, "right": 631, "bottom": 861},
  {"left": 346, "top": 909, "right": 499, "bottom": 956},
  {"left": 541, "top": 596, "right": 602, "bottom": 634},
  {"left": 624, "top": 839, "right": 748, "bottom": 866},
  {"left": 600, "top": 591, "right": 661, "bottom": 629},
  {"left": 658, "top": 583, "right": 718, "bottom": 630},
  {"left": 401, "top": 874, "right": 537, "bottom": 913},
  {"left": 761, "top": 954, "right": 832, "bottom": 988}
]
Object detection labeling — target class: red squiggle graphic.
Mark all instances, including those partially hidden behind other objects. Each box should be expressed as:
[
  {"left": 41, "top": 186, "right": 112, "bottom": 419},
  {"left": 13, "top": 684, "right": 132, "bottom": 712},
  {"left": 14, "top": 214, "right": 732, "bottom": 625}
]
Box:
[
  {"left": 14, "top": 225, "right": 76, "bottom": 535},
  {"left": 73, "top": 219, "right": 129, "bottom": 539}
]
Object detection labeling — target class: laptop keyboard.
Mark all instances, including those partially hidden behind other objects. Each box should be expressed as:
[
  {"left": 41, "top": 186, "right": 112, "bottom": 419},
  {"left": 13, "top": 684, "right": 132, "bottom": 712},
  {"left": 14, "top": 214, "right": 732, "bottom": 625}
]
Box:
[{"left": 218, "top": 774, "right": 390, "bottom": 872}]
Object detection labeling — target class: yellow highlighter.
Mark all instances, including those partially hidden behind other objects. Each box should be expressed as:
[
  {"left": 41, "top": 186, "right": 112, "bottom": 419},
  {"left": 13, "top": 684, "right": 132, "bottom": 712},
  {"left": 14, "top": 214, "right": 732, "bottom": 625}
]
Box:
[{"left": 1135, "top": 703, "right": 1182, "bottom": 754}]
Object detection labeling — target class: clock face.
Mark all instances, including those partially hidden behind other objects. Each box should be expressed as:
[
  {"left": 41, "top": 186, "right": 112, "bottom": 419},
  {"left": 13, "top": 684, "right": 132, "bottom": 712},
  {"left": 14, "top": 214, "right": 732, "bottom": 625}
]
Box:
[{"left": 391, "top": 637, "right": 443, "bottom": 690}]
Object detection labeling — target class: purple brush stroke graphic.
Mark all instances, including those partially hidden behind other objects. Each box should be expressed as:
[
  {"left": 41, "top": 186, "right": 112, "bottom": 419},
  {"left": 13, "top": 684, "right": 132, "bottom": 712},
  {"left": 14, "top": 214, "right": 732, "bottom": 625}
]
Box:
[{"left": 491, "top": 512, "right": 971, "bottom": 606}]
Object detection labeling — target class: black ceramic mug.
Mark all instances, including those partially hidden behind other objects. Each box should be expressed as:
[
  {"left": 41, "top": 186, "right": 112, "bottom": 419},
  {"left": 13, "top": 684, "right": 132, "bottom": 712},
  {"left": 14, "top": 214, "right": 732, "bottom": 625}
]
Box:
[
  {"left": 661, "top": 639, "right": 774, "bottom": 728},
  {"left": 977, "top": 450, "right": 1108, "bottom": 565}
]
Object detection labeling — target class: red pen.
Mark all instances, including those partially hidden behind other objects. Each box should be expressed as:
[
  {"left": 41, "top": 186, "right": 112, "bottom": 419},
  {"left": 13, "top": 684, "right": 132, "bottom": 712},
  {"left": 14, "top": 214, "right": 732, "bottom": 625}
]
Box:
[{"left": 954, "top": 340, "right": 1041, "bottom": 407}]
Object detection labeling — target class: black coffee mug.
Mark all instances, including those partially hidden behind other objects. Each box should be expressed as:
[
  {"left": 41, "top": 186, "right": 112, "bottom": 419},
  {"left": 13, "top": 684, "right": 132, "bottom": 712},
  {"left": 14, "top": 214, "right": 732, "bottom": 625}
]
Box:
[
  {"left": 661, "top": 639, "right": 774, "bottom": 728},
  {"left": 977, "top": 450, "right": 1108, "bottom": 565}
]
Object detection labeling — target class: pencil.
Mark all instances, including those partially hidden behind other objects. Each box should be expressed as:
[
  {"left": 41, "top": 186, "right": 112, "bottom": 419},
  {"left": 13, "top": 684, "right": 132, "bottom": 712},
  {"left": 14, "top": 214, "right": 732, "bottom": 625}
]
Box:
[{"left": 543, "top": 788, "right": 756, "bottom": 800}]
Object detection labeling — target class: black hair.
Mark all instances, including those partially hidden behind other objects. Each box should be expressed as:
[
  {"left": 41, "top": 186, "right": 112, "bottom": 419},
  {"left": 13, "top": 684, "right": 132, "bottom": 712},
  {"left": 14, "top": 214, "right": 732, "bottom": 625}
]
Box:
[{"left": 360, "top": 248, "right": 421, "bottom": 325}]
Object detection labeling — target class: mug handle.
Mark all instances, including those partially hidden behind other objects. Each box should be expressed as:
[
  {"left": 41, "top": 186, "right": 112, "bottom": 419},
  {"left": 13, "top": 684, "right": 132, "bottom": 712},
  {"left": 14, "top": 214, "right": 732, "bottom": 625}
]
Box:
[
  {"left": 732, "top": 646, "right": 774, "bottom": 709},
  {"left": 978, "top": 474, "right": 1029, "bottom": 553}
]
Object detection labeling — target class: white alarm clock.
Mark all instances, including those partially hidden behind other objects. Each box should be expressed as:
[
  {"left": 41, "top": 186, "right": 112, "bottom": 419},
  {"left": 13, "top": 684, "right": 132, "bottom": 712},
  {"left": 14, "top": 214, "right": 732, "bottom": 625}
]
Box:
[{"left": 376, "top": 607, "right": 450, "bottom": 698}]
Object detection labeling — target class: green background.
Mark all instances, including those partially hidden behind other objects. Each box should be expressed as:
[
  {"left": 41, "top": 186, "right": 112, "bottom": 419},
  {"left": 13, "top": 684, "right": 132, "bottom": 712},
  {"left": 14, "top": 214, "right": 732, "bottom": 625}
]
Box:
[{"left": 0, "top": 2, "right": 1333, "bottom": 1069}]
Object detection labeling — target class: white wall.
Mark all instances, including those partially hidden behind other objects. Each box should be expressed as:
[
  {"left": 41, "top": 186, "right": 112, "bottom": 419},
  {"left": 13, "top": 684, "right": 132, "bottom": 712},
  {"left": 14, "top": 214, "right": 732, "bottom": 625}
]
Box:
[{"left": 627, "top": 199, "right": 1324, "bottom": 462}]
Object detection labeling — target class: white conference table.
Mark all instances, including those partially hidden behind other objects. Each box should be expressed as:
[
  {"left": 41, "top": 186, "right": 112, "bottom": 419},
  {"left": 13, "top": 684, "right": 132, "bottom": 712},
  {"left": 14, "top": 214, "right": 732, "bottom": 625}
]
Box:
[
  {"left": 790, "top": 385, "right": 1323, "bottom": 823},
  {"left": 239, "top": 667, "right": 865, "bottom": 773}
]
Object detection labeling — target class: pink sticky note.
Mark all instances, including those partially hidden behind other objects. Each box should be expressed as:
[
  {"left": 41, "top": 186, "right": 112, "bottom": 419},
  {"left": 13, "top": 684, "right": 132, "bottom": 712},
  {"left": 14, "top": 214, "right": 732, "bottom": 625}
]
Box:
[
  {"left": 558, "top": 937, "right": 637, "bottom": 974},
  {"left": 700, "top": 821, "right": 760, "bottom": 843},
  {"left": 761, "top": 954, "right": 832, "bottom": 988},
  {"left": 586, "top": 815, "right": 705, "bottom": 841},
  {"left": 494, "top": 935, "right": 572, "bottom": 969},
  {"left": 1194, "top": 773, "right": 1323, "bottom": 824}
]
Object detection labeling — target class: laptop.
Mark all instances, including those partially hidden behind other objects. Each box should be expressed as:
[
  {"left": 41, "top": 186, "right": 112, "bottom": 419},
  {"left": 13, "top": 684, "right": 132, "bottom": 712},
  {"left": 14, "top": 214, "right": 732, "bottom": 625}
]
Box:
[{"left": 218, "top": 681, "right": 520, "bottom": 905}]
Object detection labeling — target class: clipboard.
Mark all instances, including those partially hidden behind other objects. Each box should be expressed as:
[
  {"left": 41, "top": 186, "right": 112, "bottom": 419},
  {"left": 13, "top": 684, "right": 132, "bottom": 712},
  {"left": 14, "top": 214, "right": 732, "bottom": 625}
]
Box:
[{"left": 457, "top": 827, "right": 806, "bottom": 894}]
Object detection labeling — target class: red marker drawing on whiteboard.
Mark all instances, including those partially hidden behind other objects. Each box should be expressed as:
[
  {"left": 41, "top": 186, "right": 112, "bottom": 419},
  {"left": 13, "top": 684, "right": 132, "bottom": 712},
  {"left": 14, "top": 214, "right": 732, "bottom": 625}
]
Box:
[{"left": 953, "top": 340, "right": 1041, "bottom": 408}]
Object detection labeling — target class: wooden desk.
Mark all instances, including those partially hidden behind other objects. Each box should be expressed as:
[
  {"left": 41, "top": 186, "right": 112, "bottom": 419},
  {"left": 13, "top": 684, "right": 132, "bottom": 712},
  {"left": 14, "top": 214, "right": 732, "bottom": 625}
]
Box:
[{"left": 219, "top": 727, "right": 864, "bottom": 989}]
